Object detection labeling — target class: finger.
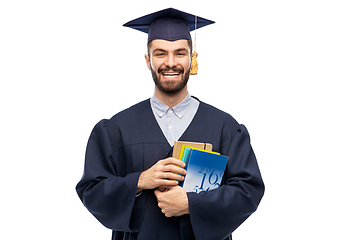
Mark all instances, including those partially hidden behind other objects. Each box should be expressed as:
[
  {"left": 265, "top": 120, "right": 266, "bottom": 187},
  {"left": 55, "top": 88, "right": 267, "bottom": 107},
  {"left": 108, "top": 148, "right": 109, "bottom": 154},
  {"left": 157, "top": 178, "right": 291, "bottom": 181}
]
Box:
[
  {"left": 154, "top": 188, "right": 161, "bottom": 198},
  {"left": 162, "top": 172, "right": 185, "bottom": 181},
  {"left": 158, "top": 186, "right": 168, "bottom": 192},
  {"left": 159, "top": 179, "right": 180, "bottom": 187},
  {"left": 159, "top": 185, "right": 174, "bottom": 192},
  {"left": 162, "top": 158, "right": 186, "bottom": 168},
  {"left": 164, "top": 165, "right": 187, "bottom": 175}
]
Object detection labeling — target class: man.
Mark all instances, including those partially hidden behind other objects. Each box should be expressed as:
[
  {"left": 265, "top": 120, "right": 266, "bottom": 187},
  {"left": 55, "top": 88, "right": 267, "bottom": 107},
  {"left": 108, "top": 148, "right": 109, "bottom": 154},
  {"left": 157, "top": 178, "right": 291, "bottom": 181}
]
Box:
[{"left": 76, "top": 8, "right": 264, "bottom": 240}]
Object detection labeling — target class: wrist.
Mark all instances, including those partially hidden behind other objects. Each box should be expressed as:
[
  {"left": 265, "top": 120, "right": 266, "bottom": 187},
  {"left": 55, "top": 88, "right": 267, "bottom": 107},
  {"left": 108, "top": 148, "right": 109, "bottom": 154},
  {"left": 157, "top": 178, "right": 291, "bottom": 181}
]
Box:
[
  {"left": 183, "top": 195, "right": 190, "bottom": 215},
  {"left": 137, "top": 172, "right": 144, "bottom": 193}
]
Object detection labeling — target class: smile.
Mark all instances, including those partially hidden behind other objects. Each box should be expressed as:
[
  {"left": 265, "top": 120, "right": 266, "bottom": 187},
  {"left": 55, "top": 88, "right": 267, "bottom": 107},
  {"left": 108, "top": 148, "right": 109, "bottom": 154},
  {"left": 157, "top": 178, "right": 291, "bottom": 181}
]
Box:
[
  {"left": 161, "top": 72, "right": 182, "bottom": 80},
  {"left": 162, "top": 72, "right": 180, "bottom": 76}
]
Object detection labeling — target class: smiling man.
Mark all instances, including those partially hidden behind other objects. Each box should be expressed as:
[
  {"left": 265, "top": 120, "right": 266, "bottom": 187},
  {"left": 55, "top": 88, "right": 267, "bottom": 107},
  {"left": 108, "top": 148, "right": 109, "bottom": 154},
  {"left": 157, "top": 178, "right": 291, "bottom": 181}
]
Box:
[
  {"left": 76, "top": 8, "right": 264, "bottom": 240},
  {"left": 147, "top": 39, "right": 190, "bottom": 94},
  {"left": 146, "top": 39, "right": 191, "bottom": 106}
]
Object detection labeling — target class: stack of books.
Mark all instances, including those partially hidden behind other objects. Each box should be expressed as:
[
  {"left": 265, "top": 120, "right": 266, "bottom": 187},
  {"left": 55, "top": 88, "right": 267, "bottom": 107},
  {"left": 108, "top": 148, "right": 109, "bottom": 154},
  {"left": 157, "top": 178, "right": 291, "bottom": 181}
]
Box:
[{"left": 173, "top": 141, "right": 229, "bottom": 193}]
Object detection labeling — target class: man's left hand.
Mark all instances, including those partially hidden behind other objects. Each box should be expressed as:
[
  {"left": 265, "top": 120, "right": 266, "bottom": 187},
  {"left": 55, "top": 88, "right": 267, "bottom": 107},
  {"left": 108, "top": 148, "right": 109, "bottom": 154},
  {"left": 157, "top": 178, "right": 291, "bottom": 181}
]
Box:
[{"left": 154, "top": 185, "right": 189, "bottom": 217}]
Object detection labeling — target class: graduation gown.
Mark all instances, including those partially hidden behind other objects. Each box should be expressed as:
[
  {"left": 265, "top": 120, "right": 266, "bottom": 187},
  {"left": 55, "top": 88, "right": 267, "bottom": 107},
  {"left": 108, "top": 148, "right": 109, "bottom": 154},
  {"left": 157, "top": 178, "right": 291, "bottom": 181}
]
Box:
[{"left": 76, "top": 98, "right": 264, "bottom": 240}]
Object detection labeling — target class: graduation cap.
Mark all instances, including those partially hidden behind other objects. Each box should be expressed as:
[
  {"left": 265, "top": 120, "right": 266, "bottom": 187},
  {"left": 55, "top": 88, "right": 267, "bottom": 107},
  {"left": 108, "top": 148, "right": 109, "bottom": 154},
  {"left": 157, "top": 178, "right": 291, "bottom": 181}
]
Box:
[{"left": 123, "top": 8, "right": 215, "bottom": 75}]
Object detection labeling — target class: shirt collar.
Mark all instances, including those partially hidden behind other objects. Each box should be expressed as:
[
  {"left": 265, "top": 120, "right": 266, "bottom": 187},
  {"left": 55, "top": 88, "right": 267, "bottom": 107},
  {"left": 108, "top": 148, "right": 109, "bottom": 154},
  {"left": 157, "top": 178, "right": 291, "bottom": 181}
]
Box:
[{"left": 150, "top": 93, "right": 192, "bottom": 119}]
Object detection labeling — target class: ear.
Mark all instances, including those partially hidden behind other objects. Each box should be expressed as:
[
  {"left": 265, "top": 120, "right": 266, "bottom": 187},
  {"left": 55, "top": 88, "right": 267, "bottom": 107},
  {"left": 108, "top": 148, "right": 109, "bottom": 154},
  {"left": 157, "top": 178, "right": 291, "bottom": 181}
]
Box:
[{"left": 145, "top": 54, "right": 151, "bottom": 70}]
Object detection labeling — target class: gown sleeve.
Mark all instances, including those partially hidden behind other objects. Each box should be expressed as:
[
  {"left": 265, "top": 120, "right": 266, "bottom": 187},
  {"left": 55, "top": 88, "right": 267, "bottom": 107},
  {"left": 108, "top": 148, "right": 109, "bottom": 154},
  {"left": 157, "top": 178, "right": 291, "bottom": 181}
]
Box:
[
  {"left": 75, "top": 119, "right": 144, "bottom": 232},
  {"left": 187, "top": 123, "right": 265, "bottom": 240}
]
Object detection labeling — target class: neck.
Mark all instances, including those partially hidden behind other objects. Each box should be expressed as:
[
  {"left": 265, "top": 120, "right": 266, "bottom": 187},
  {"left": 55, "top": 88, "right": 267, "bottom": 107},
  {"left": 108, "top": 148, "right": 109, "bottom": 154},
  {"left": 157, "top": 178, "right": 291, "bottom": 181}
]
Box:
[{"left": 154, "top": 86, "right": 188, "bottom": 108}]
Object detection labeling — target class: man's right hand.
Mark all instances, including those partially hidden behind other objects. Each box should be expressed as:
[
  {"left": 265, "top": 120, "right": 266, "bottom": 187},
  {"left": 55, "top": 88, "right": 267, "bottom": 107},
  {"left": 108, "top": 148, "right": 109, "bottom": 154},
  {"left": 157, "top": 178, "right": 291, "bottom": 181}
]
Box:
[{"left": 137, "top": 158, "right": 187, "bottom": 193}]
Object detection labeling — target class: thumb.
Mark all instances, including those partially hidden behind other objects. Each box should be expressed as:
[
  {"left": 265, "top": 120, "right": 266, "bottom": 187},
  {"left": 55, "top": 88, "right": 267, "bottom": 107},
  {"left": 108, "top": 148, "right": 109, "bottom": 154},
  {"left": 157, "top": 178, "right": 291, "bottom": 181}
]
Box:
[
  {"left": 158, "top": 186, "right": 169, "bottom": 192},
  {"left": 154, "top": 188, "right": 162, "bottom": 198}
]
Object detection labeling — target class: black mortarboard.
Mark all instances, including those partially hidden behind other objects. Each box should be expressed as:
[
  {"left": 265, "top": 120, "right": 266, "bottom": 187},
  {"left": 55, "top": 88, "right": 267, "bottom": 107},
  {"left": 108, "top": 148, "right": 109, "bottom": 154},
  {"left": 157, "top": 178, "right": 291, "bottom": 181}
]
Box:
[
  {"left": 123, "top": 8, "right": 215, "bottom": 75},
  {"left": 123, "top": 8, "right": 214, "bottom": 43}
]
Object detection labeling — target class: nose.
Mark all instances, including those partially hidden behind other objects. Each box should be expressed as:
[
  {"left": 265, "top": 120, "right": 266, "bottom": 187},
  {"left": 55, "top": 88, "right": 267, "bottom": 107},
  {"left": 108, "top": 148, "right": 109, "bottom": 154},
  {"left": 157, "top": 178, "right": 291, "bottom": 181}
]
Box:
[{"left": 165, "top": 53, "right": 177, "bottom": 68}]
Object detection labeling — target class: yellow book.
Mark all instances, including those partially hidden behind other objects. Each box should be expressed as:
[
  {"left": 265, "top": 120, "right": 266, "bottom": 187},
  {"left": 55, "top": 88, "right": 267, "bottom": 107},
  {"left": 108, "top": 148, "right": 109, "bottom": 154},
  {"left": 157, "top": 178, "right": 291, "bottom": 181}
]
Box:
[{"left": 172, "top": 141, "right": 213, "bottom": 159}]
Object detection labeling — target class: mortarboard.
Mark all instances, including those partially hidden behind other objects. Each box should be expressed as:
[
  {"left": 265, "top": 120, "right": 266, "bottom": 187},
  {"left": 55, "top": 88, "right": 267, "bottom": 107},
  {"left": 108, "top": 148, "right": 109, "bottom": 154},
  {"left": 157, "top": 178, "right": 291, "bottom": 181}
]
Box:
[{"left": 123, "top": 8, "right": 215, "bottom": 75}]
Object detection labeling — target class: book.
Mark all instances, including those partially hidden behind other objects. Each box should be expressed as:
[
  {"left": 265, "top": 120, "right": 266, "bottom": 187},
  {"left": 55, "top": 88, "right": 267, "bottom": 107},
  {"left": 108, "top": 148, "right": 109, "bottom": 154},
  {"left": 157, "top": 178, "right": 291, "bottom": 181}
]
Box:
[
  {"left": 180, "top": 148, "right": 229, "bottom": 193},
  {"left": 172, "top": 141, "right": 213, "bottom": 159},
  {"left": 179, "top": 145, "right": 220, "bottom": 163},
  {"left": 176, "top": 145, "right": 220, "bottom": 180},
  {"left": 172, "top": 141, "right": 214, "bottom": 178}
]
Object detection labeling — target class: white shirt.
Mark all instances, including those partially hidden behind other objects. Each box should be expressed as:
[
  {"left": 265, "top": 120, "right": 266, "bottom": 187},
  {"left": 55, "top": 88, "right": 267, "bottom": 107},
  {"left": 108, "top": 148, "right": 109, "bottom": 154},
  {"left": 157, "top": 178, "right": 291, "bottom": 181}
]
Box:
[{"left": 150, "top": 92, "right": 199, "bottom": 146}]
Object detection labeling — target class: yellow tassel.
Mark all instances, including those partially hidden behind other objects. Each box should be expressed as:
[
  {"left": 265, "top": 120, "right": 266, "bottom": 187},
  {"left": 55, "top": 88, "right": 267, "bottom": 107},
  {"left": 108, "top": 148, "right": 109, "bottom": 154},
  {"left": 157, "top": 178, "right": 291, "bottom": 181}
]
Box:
[
  {"left": 190, "top": 15, "right": 198, "bottom": 75},
  {"left": 190, "top": 52, "right": 198, "bottom": 75}
]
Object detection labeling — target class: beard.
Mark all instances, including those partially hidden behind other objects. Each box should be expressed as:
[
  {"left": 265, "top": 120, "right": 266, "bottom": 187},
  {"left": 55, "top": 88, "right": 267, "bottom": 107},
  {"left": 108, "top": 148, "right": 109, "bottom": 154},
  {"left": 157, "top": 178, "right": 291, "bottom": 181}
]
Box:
[{"left": 150, "top": 64, "right": 190, "bottom": 95}]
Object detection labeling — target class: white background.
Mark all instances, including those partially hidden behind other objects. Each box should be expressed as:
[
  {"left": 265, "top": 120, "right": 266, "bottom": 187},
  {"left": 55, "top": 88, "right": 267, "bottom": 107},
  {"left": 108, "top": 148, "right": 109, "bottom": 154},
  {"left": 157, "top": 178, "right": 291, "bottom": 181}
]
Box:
[{"left": 1, "top": 0, "right": 343, "bottom": 239}]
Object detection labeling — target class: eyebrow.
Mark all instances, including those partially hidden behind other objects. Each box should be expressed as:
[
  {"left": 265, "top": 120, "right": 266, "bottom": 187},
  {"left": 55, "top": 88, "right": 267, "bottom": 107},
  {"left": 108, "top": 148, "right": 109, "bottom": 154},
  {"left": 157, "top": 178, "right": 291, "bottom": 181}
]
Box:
[
  {"left": 152, "top": 48, "right": 189, "bottom": 54},
  {"left": 152, "top": 48, "right": 167, "bottom": 54},
  {"left": 175, "top": 48, "right": 189, "bottom": 53}
]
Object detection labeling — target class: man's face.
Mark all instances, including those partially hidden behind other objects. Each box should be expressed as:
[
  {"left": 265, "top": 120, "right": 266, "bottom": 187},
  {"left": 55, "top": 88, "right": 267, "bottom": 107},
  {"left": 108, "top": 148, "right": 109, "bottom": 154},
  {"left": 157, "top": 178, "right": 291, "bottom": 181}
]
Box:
[{"left": 145, "top": 39, "right": 191, "bottom": 95}]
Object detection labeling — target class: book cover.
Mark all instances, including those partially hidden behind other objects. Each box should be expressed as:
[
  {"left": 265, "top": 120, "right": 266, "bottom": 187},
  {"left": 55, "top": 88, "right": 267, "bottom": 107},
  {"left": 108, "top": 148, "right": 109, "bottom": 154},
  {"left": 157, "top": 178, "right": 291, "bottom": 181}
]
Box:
[
  {"left": 180, "top": 149, "right": 229, "bottom": 193},
  {"left": 180, "top": 145, "right": 220, "bottom": 163},
  {"left": 172, "top": 141, "right": 212, "bottom": 159},
  {"left": 175, "top": 145, "right": 218, "bottom": 179}
]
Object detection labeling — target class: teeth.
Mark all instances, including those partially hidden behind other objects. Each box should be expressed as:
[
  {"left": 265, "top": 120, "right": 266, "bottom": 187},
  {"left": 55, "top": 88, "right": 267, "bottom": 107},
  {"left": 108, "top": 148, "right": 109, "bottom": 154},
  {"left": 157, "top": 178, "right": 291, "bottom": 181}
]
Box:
[{"left": 163, "top": 72, "right": 180, "bottom": 76}]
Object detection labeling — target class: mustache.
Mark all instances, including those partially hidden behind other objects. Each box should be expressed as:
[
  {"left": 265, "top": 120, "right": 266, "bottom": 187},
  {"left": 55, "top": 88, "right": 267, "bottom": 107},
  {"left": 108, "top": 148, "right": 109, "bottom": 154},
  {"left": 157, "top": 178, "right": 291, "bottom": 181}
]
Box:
[{"left": 158, "top": 65, "right": 184, "bottom": 74}]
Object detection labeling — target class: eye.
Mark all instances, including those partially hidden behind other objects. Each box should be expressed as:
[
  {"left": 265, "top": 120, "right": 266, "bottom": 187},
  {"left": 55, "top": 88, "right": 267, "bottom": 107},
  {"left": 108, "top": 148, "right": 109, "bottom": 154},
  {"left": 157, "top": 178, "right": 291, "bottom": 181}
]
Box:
[
  {"left": 176, "top": 51, "right": 188, "bottom": 57},
  {"left": 153, "top": 51, "right": 166, "bottom": 57}
]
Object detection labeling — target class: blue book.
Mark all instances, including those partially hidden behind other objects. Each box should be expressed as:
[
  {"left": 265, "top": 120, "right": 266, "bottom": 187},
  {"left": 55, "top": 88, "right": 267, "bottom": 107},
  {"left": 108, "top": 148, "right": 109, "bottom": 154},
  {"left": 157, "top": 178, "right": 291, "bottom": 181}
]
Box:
[{"left": 180, "top": 149, "right": 229, "bottom": 193}]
